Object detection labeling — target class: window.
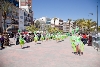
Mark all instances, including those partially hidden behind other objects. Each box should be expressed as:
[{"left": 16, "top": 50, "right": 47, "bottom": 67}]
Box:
[
  {"left": 20, "top": 16, "right": 23, "bottom": 19},
  {"left": 28, "top": 14, "right": 30, "bottom": 17}
]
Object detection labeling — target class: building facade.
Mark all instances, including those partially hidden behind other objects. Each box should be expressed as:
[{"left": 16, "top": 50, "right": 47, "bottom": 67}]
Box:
[
  {"left": 63, "top": 20, "right": 74, "bottom": 33},
  {"left": 0, "top": 0, "right": 33, "bottom": 33},
  {"left": 34, "top": 17, "right": 51, "bottom": 31},
  {"left": 51, "top": 18, "right": 63, "bottom": 30},
  {"left": 0, "top": 0, "right": 19, "bottom": 33},
  {"left": 19, "top": 8, "right": 25, "bottom": 31},
  {"left": 19, "top": 0, "right": 33, "bottom": 25}
]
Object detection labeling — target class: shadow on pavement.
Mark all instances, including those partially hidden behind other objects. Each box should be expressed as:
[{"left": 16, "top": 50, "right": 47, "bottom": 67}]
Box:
[
  {"left": 37, "top": 43, "right": 41, "bottom": 44},
  {"left": 9, "top": 44, "right": 15, "bottom": 47},
  {"left": 0, "top": 47, "right": 5, "bottom": 50},
  {"left": 22, "top": 46, "right": 30, "bottom": 49}
]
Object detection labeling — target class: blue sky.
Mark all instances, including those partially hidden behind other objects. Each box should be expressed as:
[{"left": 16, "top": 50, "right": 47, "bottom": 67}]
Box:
[{"left": 32, "top": 0, "right": 100, "bottom": 25}]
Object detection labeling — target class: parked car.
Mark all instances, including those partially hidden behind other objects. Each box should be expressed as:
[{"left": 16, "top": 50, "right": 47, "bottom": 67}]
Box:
[
  {"left": 7, "top": 33, "right": 14, "bottom": 38},
  {"left": 92, "top": 34, "right": 100, "bottom": 51}
]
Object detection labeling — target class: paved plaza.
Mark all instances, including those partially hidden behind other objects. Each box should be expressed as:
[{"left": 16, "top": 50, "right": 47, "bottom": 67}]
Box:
[{"left": 0, "top": 37, "right": 100, "bottom": 67}]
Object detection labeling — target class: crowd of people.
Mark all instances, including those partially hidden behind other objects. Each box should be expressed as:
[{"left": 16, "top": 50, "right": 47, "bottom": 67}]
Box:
[
  {"left": 14, "top": 32, "right": 68, "bottom": 49},
  {"left": 0, "top": 27, "right": 93, "bottom": 55}
]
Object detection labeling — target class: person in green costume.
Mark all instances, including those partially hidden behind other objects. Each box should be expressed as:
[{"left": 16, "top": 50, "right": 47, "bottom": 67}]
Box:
[
  {"left": 40, "top": 34, "right": 44, "bottom": 42},
  {"left": 34, "top": 34, "right": 38, "bottom": 45},
  {"left": 80, "top": 41, "right": 84, "bottom": 55},
  {"left": 71, "top": 29, "right": 75, "bottom": 35},
  {"left": 45, "top": 34, "right": 49, "bottom": 41},
  {"left": 58, "top": 34, "right": 61, "bottom": 42},
  {"left": 60, "top": 35, "right": 63, "bottom": 41},
  {"left": 75, "top": 27, "right": 79, "bottom": 33},
  {"left": 19, "top": 35, "right": 25, "bottom": 49},
  {"left": 75, "top": 33, "right": 81, "bottom": 55},
  {"left": 48, "top": 33, "right": 51, "bottom": 40},
  {"left": 55, "top": 34, "right": 58, "bottom": 42},
  {"left": 71, "top": 34, "right": 77, "bottom": 54}
]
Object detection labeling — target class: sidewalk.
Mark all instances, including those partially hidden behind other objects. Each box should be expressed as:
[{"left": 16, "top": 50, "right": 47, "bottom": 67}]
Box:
[{"left": 0, "top": 37, "right": 100, "bottom": 67}]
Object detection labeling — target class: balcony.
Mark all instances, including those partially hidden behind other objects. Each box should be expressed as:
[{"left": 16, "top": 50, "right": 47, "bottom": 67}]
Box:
[
  {"left": 11, "top": 20, "right": 19, "bottom": 24},
  {"left": 14, "top": 16, "right": 19, "bottom": 19}
]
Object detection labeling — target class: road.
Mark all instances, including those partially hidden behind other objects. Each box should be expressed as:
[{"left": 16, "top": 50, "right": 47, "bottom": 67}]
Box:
[{"left": 0, "top": 37, "right": 100, "bottom": 67}]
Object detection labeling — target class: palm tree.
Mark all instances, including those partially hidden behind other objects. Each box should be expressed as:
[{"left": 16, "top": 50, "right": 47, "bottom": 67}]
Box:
[
  {"left": 98, "top": 26, "right": 100, "bottom": 32},
  {"left": 0, "top": 0, "right": 11, "bottom": 31},
  {"left": 26, "top": 25, "right": 38, "bottom": 32},
  {"left": 85, "top": 19, "right": 92, "bottom": 32},
  {"left": 91, "top": 21, "right": 97, "bottom": 28},
  {"left": 75, "top": 19, "right": 86, "bottom": 32}
]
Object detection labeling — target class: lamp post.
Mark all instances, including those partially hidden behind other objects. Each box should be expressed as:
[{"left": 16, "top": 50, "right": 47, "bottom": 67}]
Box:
[{"left": 97, "top": 2, "right": 98, "bottom": 35}]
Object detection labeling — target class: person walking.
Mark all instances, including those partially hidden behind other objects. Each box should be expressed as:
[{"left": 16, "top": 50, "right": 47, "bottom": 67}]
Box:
[
  {"left": 1, "top": 34, "right": 4, "bottom": 49},
  {"left": 34, "top": 34, "right": 38, "bottom": 45},
  {"left": 40, "top": 34, "right": 44, "bottom": 42},
  {"left": 16, "top": 34, "right": 19, "bottom": 45},
  {"left": 0, "top": 34, "right": 1, "bottom": 50},
  {"left": 82, "top": 33, "right": 87, "bottom": 45},
  {"left": 19, "top": 35, "right": 25, "bottom": 49}
]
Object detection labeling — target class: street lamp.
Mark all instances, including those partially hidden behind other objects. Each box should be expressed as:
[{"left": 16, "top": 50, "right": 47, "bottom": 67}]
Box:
[{"left": 97, "top": 2, "right": 98, "bottom": 35}]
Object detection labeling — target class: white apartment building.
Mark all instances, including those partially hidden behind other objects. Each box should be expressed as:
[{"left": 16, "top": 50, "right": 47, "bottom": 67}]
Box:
[
  {"left": 51, "top": 18, "right": 63, "bottom": 27},
  {"left": 34, "top": 17, "right": 51, "bottom": 31},
  {"left": 65, "top": 20, "right": 74, "bottom": 32},
  {"left": 51, "top": 18, "right": 63, "bottom": 30},
  {"left": 19, "top": 0, "right": 33, "bottom": 25}
]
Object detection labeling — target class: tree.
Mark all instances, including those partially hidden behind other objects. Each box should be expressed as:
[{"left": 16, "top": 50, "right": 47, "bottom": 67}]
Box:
[
  {"left": 0, "top": 0, "right": 11, "bottom": 31},
  {"left": 35, "top": 20, "right": 40, "bottom": 28},
  {"left": 47, "top": 26, "right": 59, "bottom": 33},
  {"left": 74, "top": 19, "right": 97, "bottom": 33},
  {"left": 47, "top": 26, "right": 54, "bottom": 33},
  {"left": 75, "top": 19, "right": 88, "bottom": 32},
  {"left": 26, "top": 25, "right": 38, "bottom": 32},
  {"left": 91, "top": 21, "right": 97, "bottom": 27},
  {"left": 85, "top": 19, "right": 92, "bottom": 32},
  {"left": 98, "top": 26, "right": 100, "bottom": 32}
]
